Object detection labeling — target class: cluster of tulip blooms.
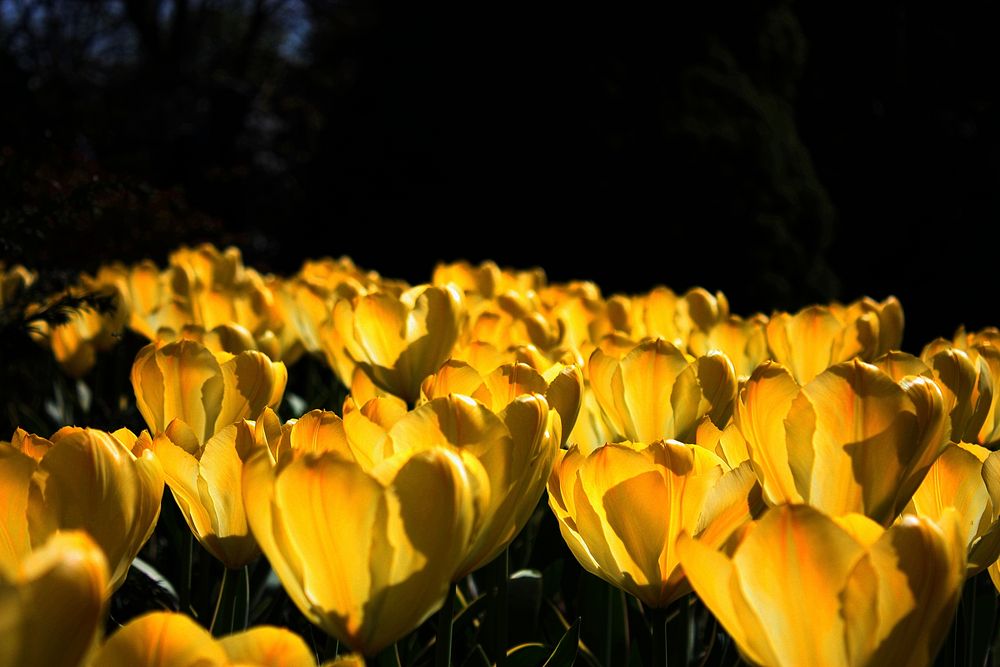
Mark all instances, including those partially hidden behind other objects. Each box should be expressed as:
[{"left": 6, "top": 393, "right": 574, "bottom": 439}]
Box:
[{"left": 1, "top": 244, "right": 999, "bottom": 667}]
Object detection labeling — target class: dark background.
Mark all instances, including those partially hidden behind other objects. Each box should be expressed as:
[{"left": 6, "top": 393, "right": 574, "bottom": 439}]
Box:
[{"left": 1, "top": 0, "right": 997, "bottom": 351}]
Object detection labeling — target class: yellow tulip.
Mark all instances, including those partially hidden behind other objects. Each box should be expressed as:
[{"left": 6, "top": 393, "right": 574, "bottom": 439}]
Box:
[
  {"left": 140, "top": 419, "right": 261, "bottom": 569},
  {"left": 1, "top": 426, "right": 164, "bottom": 592},
  {"left": 166, "top": 244, "right": 280, "bottom": 337},
  {"left": 420, "top": 359, "right": 583, "bottom": 446},
  {"left": 735, "top": 359, "right": 948, "bottom": 525},
  {"left": 0, "top": 263, "right": 34, "bottom": 307},
  {"left": 92, "top": 611, "right": 317, "bottom": 667},
  {"left": 464, "top": 292, "right": 564, "bottom": 353},
  {"left": 131, "top": 338, "right": 287, "bottom": 443},
  {"left": 384, "top": 394, "right": 560, "bottom": 575},
  {"left": 678, "top": 504, "right": 966, "bottom": 667},
  {"left": 320, "top": 284, "right": 465, "bottom": 403},
  {"left": 922, "top": 332, "right": 1000, "bottom": 447},
  {"left": 639, "top": 286, "right": 730, "bottom": 346},
  {"left": 875, "top": 349, "right": 991, "bottom": 446},
  {"left": 0, "top": 531, "right": 108, "bottom": 667},
  {"left": 588, "top": 338, "right": 737, "bottom": 444},
  {"left": 908, "top": 441, "right": 1000, "bottom": 573},
  {"left": 243, "top": 440, "right": 487, "bottom": 655},
  {"left": 766, "top": 297, "right": 903, "bottom": 384},
  {"left": 547, "top": 440, "right": 760, "bottom": 608},
  {"left": 433, "top": 260, "right": 546, "bottom": 300},
  {"left": 688, "top": 314, "right": 769, "bottom": 379}
]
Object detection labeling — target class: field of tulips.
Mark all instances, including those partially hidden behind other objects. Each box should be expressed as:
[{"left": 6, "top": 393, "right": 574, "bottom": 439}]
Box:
[{"left": 3, "top": 244, "right": 1000, "bottom": 667}]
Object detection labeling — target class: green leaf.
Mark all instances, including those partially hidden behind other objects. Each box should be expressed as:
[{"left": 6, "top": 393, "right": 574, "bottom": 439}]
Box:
[
  {"left": 542, "top": 617, "right": 580, "bottom": 667},
  {"left": 506, "top": 643, "right": 550, "bottom": 667}
]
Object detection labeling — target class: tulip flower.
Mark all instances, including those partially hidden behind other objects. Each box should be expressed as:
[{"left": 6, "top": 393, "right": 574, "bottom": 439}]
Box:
[
  {"left": 243, "top": 439, "right": 488, "bottom": 655},
  {"left": 908, "top": 441, "right": 1000, "bottom": 573},
  {"left": 420, "top": 359, "right": 583, "bottom": 446},
  {"left": 547, "top": 440, "right": 760, "bottom": 608},
  {"left": 464, "top": 292, "right": 564, "bottom": 353},
  {"left": 433, "top": 260, "right": 546, "bottom": 300},
  {"left": 640, "top": 286, "right": 730, "bottom": 345},
  {"left": 766, "top": 297, "right": 903, "bottom": 384},
  {"left": 320, "top": 284, "right": 465, "bottom": 403},
  {"left": 589, "top": 338, "right": 737, "bottom": 444},
  {"left": 678, "top": 504, "right": 966, "bottom": 667},
  {"left": 166, "top": 244, "right": 280, "bottom": 337},
  {"left": 922, "top": 332, "right": 1000, "bottom": 447},
  {"left": 1, "top": 426, "right": 164, "bottom": 592},
  {"left": 875, "top": 349, "right": 992, "bottom": 445},
  {"left": 131, "top": 338, "right": 287, "bottom": 443},
  {"left": 735, "top": 359, "right": 948, "bottom": 525},
  {"left": 688, "top": 314, "right": 769, "bottom": 379},
  {"left": 141, "top": 419, "right": 261, "bottom": 569},
  {"left": 93, "top": 611, "right": 318, "bottom": 667},
  {"left": 0, "top": 531, "right": 108, "bottom": 667}
]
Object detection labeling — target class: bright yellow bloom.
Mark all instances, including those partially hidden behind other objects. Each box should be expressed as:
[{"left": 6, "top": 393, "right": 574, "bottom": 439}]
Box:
[
  {"left": 243, "top": 438, "right": 487, "bottom": 656},
  {"left": 1, "top": 427, "right": 164, "bottom": 592},
  {"left": 131, "top": 338, "right": 287, "bottom": 443},
  {"left": 766, "top": 297, "right": 903, "bottom": 384},
  {"left": 140, "top": 419, "right": 261, "bottom": 569},
  {"left": 678, "top": 504, "right": 966, "bottom": 667},
  {"left": 735, "top": 359, "right": 948, "bottom": 525},
  {"left": 463, "top": 292, "right": 564, "bottom": 354},
  {"left": 688, "top": 314, "right": 769, "bottom": 379},
  {"left": 588, "top": 338, "right": 737, "bottom": 444},
  {"left": 0, "top": 531, "right": 108, "bottom": 667},
  {"left": 547, "top": 440, "right": 760, "bottom": 608},
  {"left": 420, "top": 359, "right": 583, "bottom": 446},
  {"left": 92, "top": 611, "right": 317, "bottom": 666},
  {"left": 320, "top": 284, "right": 465, "bottom": 403},
  {"left": 166, "top": 244, "right": 279, "bottom": 337},
  {"left": 908, "top": 442, "right": 1000, "bottom": 573},
  {"left": 335, "top": 392, "right": 559, "bottom": 576},
  {"left": 875, "top": 349, "right": 991, "bottom": 447},
  {"left": 433, "top": 260, "right": 546, "bottom": 300},
  {"left": 922, "top": 331, "right": 1000, "bottom": 447}
]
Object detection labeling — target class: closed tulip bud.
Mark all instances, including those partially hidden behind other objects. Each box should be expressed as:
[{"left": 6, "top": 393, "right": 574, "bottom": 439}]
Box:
[
  {"left": 142, "top": 419, "right": 260, "bottom": 568},
  {"left": 548, "top": 440, "right": 760, "bottom": 608},
  {"left": 908, "top": 442, "right": 1000, "bottom": 573},
  {"left": 131, "top": 338, "right": 287, "bottom": 443},
  {"left": 421, "top": 360, "right": 583, "bottom": 446},
  {"left": 243, "top": 442, "right": 487, "bottom": 656},
  {"left": 678, "top": 505, "right": 966, "bottom": 667},
  {"left": 589, "top": 338, "right": 737, "bottom": 444},
  {"left": 320, "top": 284, "right": 465, "bottom": 403},
  {"left": 735, "top": 360, "right": 948, "bottom": 525},
  {"left": 766, "top": 297, "right": 903, "bottom": 385},
  {"left": 2, "top": 427, "right": 164, "bottom": 592},
  {"left": 93, "top": 611, "right": 319, "bottom": 667},
  {"left": 0, "top": 531, "right": 108, "bottom": 667}
]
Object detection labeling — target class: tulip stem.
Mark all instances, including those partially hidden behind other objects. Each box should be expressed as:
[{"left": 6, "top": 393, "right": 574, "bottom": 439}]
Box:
[
  {"left": 209, "top": 567, "right": 248, "bottom": 635},
  {"left": 650, "top": 607, "right": 668, "bottom": 667},
  {"left": 495, "top": 548, "right": 509, "bottom": 667},
  {"left": 435, "top": 584, "right": 457, "bottom": 667},
  {"left": 180, "top": 532, "right": 193, "bottom": 614}
]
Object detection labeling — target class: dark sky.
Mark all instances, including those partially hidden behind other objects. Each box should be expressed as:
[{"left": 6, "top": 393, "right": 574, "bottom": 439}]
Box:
[{"left": 1, "top": 0, "right": 997, "bottom": 351}]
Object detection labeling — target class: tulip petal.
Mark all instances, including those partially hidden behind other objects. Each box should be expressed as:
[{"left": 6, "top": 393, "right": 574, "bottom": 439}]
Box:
[
  {"left": 219, "top": 626, "right": 316, "bottom": 667},
  {"left": 736, "top": 362, "right": 803, "bottom": 505},
  {"left": 0, "top": 446, "right": 35, "bottom": 574},
  {"left": 94, "top": 611, "right": 226, "bottom": 667},
  {"left": 3, "top": 531, "right": 108, "bottom": 667},
  {"left": 733, "top": 505, "right": 865, "bottom": 667}
]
